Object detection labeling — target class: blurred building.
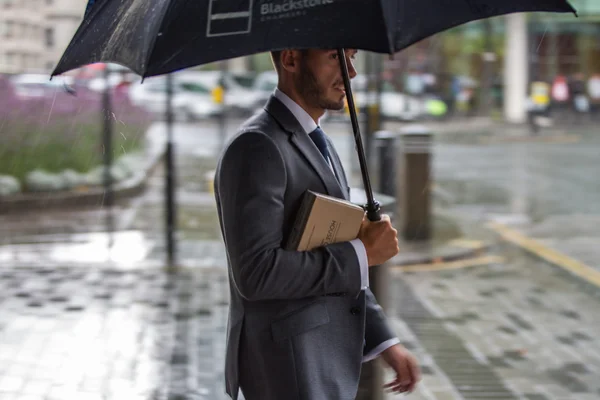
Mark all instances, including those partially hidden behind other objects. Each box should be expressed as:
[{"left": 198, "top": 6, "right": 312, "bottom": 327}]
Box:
[
  {"left": 0, "top": 0, "right": 85, "bottom": 74},
  {"left": 530, "top": 0, "right": 600, "bottom": 80},
  {"left": 376, "top": 1, "right": 598, "bottom": 115},
  {"left": 43, "top": 0, "right": 87, "bottom": 73},
  {"left": 431, "top": 1, "right": 599, "bottom": 84}
]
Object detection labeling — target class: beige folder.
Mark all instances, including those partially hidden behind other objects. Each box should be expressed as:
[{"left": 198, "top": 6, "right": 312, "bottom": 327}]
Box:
[{"left": 285, "top": 190, "right": 365, "bottom": 251}]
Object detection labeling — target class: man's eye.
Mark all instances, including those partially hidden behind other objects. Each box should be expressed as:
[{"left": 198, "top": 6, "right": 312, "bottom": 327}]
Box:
[{"left": 330, "top": 53, "right": 338, "bottom": 60}]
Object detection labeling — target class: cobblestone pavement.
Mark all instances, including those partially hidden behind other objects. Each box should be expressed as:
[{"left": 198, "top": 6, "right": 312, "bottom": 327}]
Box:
[
  {"left": 3, "top": 240, "right": 599, "bottom": 400},
  {"left": 386, "top": 243, "right": 600, "bottom": 400},
  {"left": 0, "top": 263, "right": 230, "bottom": 400}
]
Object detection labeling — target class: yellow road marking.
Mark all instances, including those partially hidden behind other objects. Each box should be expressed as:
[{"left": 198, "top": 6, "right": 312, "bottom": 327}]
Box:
[
  {"left": 391, "top": 255, "right": 504, "bottom": 273},
  {"left": 487, "top": 222, "right": 600, "bottom": 288},
  {"left": 480, "top": 134, "right": 580, "bottom": 145},
  {"left": 448, "top": 239, "right": 485, "bottom": 249}
]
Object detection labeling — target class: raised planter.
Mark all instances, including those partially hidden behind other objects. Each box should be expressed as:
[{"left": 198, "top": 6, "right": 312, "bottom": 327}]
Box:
[{"left": 0, "top": 148, "right": 165, "bottom": 214}]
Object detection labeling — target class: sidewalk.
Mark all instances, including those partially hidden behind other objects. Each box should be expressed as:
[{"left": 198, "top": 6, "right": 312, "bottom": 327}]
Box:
[
  {"left": 390, "top": 242, "right": 600, "bottom": 400},
  {"left": 3, "top": 214, "right": 599, "bottom": 400}
]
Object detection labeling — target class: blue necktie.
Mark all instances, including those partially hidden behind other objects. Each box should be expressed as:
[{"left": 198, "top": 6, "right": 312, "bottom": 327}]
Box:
[{"left": 309, "top": 126, "right": 329, "bottom": 162}]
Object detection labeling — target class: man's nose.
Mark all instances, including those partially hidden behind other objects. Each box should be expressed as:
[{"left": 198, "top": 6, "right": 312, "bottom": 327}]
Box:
[{"left": 347, "top": 56, "right": 357, "bottom": 79}]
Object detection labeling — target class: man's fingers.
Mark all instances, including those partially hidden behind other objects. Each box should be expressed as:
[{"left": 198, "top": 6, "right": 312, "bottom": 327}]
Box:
[
  {"left": 383, "top": 380, "right": 398, "bottom": 389},
  {"left": 382, "top": 348, "right": 422, "bottom": 393},
  {"left": 384, "top": 383, "right": 409, "bottom": 393}
]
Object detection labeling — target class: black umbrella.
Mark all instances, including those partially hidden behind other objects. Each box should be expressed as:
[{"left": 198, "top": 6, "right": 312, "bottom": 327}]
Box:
[{"left": 52, "top": 0, "right": 576, "bottom": 220}]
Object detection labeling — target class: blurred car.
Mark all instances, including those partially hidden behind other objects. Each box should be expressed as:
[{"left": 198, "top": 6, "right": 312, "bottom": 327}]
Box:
[
  {"left": 248, "top": 71, "right": 278, "bottom": 113},
  {"left": 128, "top": 76, "right": 222, "bottom": 121},
  {"left": 247, "top": 72, "right": 426, "bottom": 121},
  {"left": 344, "top": 75, "right": 425, "bottom": 121},
  {"left": 230, "top": 71, "right": 257, "bottom": 89},
  {"left": 86, "top": 63, "right": 137, "bottom": 92},
  {"left": 174, "top": 70, "right": 257, "bottom": 115},
  {"left": 10, "top": 74, "right": 73, "bottom": 99},
  {"left": 88, "top": 74, "right": 126, "bottom": 92}
]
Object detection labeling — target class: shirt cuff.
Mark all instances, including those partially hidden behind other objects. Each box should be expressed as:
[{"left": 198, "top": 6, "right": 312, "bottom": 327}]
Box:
[
  {"left": 362, "top": 338, "right": 401, "bottom": 363},
  {"left": 350, "top": 238, "right": 369, "bottom": 289}
]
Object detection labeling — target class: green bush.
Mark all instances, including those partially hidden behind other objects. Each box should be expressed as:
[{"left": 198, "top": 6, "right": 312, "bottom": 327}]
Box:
[
  {"left": 1, "top": 121, "right": 144, "bottom": 183},
  {"left": 0, "top": 77, "right": 151, "bottom": 192}
]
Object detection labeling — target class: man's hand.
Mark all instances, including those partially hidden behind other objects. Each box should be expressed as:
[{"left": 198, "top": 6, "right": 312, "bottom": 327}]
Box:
[
  {"left": 357, "top": 214, "right": 399, "bottom": 266},
  {"left": 380, "top": 344, "right": 421, "bottom": 394}
]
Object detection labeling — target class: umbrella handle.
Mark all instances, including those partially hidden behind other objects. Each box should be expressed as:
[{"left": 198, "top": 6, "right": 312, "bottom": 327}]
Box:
[{"left": 337, "top": 49, "right": 381, "bottom": 222}]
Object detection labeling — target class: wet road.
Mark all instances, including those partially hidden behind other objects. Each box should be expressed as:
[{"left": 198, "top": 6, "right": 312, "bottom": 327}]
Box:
[
  {"left": 431, "top": 131, "right": 600, "bottom": 270},
  {"left": 2, "top": 118, "right": 598, "bottom": 269}
]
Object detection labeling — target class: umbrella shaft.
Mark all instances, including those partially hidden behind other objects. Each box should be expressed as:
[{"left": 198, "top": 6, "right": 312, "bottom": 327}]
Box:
[{"left": 337, "top": 49, "right": 380, "bottom": 221}]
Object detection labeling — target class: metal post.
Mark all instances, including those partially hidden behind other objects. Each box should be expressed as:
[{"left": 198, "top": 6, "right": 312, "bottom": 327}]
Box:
[
  {"left": 372, "top": 54, "right": 383, "bottom": 166},
  {"left": 165, "top": 73, "right": 177, "bottom": 266},
  {"left": 355, "top": 52, "right": 372, "bottom": 183},
  {"left": 548, "top": 21, "right": 559, "bottom": 80},
  {"left": 102, "top": 66, "right": 114, "bottom": 243},
  {"left": 370, "top": 129, "right": 397, "bottom": 400},
  {"left": 398, "top": 125, "right": 432, "bottom": 241},
  {"left": 364, "top": 53, "right": 383, "bottom": 163},
  {"left": 363, "top": 53, "right": 373, "bottom": 162},
  {"left": 480, "top": 18, "right": 496, "bottom": 116},
  {"left": 356, "top": 130, "right": 400, "bottom": 400},
  {"left": 528, "top": 16, "right": 540, "bottom": 84},
  {"left": 219, "top": 61, "right": 228, "bottom": 150}
]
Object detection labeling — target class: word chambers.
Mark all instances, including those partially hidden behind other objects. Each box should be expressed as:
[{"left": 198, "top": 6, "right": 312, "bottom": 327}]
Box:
[{"left": 261, "top": 0, "right": 334, "bottom": 15}]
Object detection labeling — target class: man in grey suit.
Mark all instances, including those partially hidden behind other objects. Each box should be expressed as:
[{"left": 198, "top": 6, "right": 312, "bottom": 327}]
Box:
[{"left": 214, "top": 48, "right": 420, "bottom": 400}]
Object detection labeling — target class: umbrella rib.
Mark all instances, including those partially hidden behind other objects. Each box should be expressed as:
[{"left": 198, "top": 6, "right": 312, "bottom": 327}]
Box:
[
  {"left": 143, "top": 0, "right": 177, "bottom": 78},
  {"left": 378, "top": 0, "right": 395, "bottom": 54},
  {"left": 51, "top": 0, "right": 114, "bottom": 76}
]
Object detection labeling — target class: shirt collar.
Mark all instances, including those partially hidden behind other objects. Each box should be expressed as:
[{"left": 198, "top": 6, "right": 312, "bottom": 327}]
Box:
[{"left": 274, "top": 87, "right": 319, "bottom": 134}]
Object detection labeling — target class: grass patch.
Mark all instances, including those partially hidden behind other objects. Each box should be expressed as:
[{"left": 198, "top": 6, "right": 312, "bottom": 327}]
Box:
[
  {"left": 0, "top": 77, "right": 151, "bottom": 187},
  {"left": 0, "top": 121, "right": 145, "bottom": 182}
]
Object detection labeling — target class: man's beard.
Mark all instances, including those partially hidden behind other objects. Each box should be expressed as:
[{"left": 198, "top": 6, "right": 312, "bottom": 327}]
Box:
[{"left": 296, "top": 59, "right": 345, "bottom": 111}]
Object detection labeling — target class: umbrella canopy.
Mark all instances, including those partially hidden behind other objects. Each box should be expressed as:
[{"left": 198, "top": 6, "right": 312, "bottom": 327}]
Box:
[
  {"left": 52, "top": 0, "right": 576, "bottom": 78},
  {"left": 53, "top": 0, "right": 577, "bottom": 221}
]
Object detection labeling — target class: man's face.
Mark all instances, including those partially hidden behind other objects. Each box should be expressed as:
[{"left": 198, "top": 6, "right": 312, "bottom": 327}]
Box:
[{"left": 294, "top": 49, "right": 358, "bottom": 111}]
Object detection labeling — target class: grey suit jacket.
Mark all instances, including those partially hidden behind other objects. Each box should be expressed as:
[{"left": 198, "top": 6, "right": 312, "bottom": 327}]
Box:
[{"left": 214, "top": 95, "right": 396, "bottom": 400}]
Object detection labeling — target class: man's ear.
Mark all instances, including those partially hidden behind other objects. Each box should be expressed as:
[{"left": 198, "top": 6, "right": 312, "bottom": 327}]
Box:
[{"left": 280, "top": 49, "right": 302, "bottom": 73}]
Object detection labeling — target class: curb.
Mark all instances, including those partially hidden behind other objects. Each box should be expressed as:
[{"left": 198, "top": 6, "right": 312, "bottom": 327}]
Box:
[
  {"left": 391, "top": 235, "right": 491, "bottom": 268},
  {"left": 389, "top": 205, "right": 494, "bottom": 269},
  {"left": 487, "top": 221, "right": 600, "bottom": 289},
  {"left": 0, "top": 147, "right": 166, "bottom": 214},
  {"left": 392, "top": 255, "right": 504, "bottom": 272}
]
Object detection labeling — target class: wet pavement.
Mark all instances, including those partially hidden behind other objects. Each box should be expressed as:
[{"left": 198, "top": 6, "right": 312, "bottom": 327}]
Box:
[
  {"left": 389, "top": 241, "right": 600, "bottom": 400},
  {"left": 432, "top": 130, "right": 600, "bottom": 272},
  {"left": 1, "top": 118, "right": 599, "bottom": 400},
  {"left": 0, "top": 265, "right": 229, "bottom": 400}
]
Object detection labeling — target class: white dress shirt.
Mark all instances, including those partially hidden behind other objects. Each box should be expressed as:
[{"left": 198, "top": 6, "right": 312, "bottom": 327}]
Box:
[{"left": 273, "top": 88, "right": 400, "bottom": 362}]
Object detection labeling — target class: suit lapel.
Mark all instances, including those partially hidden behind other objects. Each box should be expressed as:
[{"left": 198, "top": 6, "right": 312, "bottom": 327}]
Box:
[
  {"left": 265, "top": 96, "right": 345, "bottom": 199},
  {"left": 327, "top": 141, "right": 350, "bottom": 201}
]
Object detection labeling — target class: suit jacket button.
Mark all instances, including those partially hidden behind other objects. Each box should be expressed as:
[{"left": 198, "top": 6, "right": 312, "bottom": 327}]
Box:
[{"left": 350, "top": 307, "right": 361, "bottom": 315}]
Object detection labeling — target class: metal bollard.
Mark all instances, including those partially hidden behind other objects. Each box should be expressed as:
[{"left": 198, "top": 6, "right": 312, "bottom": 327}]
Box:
[
  {"left": 398, "top": 125, "right": 433, "bottom": 241},
  {"left": 358, "top": 131, "right": 402, "bottom": 400},
  {"left": 374, "top": 130, "right": 400, "bottom": 199}
]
